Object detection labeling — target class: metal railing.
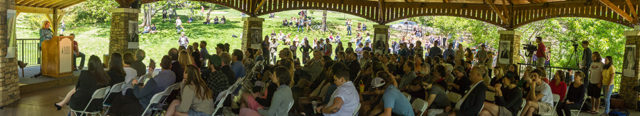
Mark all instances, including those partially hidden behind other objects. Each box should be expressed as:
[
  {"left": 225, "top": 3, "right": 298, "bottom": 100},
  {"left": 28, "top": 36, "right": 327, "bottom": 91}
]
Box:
[{"left": 17, "top": 38, "right": 40, "bottom": 65}]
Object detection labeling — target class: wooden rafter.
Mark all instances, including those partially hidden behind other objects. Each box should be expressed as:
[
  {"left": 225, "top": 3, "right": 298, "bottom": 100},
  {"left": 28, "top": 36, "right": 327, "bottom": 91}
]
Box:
[
  {"left": 16, "top": 5, "right": 53, "bottom": 14},
  {"left": 501, "top": 0, "right": 509, "bottom": 18},
  {"left": 625, "top": 0, "right": 638, "bottom": 19},
  {"left": 598, "top": 0, "right": 637, "bottom": 23},
  {"left": 485, "top": 0, "right": 510, "bottom": 24},
  {"left": 254, "top": 0, "right": 267, "bottom": 14}
]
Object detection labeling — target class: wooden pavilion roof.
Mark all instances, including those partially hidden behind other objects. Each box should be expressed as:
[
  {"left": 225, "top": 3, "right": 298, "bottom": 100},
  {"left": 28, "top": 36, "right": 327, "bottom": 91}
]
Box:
[{"left": 14, "top": 0, "right": 85, "bottom": 14}]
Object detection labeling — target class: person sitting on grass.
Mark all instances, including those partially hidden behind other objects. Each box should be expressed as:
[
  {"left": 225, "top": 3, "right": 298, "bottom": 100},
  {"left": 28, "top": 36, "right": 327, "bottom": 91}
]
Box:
[
  {"left": 165, "top": 65, "right": 215, "bottom": 116},
  {"left": 221, "top": 16, "right": 227, "bottom": 24},
  {"left": 520, "top": 69, "right": 554, "bottom": 116},
  {"left": 214, "top": 16, "right": 219, "bottom": 24}
]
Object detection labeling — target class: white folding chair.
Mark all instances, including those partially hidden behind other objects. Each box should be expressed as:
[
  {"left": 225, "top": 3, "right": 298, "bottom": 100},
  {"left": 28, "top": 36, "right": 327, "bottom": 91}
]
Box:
[
  {"left": 70, "top": 86, "right": 110, "bottom": 116},
  {"left": 103, "top": 82, "right": 124, "bottom": 115},
  {"left": 283, "top": 101, "right": 295, "bottom": 116},
  {"left": 411, "top": 98, "right": 429, "bottom": 116},
  {"left": 402, "top": 92, "right": 411, "bottom": 100},
  {"left": 542, "top": 94, "right": 561, "bottom": 116},
  {"left": 446, "top": 92, "right": 462, "bottom": 103},
  {"left": 517, "top": 98, "right": 526, "bottom": 116},
  {"left": 141, "top": 92, "right": 166, "bottom": 116},
  {"left": 212, "top": 90, "right": 231, "bottom": 116},
  {"left": 569, "top": 94, "right": 588, "bottom": 116},
  {"left": 353, "top": 103, "right": 361, "bottom": 116},
  {"left": 485, "top": 91, "right": 496, "bottom": 102}
]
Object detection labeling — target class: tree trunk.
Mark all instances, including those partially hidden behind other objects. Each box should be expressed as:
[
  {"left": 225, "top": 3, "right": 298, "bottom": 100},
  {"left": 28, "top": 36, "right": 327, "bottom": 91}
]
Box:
[{"left": 322, "top": 10, "right": 327, "bottom": 32}]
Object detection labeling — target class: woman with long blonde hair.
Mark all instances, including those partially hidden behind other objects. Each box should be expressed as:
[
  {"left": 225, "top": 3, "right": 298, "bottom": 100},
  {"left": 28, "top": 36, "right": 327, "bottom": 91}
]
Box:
[{"left": 165, "top": 65, "right": 214, "bottom": 116}]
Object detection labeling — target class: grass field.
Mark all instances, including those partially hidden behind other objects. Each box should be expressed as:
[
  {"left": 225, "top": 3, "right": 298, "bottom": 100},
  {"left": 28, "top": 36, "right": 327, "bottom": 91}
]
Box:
[{"left": 16, "top": 8, "right": 380, "bottom": 66}]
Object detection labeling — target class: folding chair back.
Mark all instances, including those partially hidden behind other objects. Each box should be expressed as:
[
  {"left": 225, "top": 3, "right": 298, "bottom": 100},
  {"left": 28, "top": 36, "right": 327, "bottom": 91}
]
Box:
[
  {"left": 402, "top": 92, "right": 411, "bottom": 100},
  {"left": 411, "top": 98, "right": 429, "bottom": 116},
  {"left": 569, "top": 94, "right": 588, "bottom": 116},
  {"left": 72, "top": 86, "right": 110, "bottom": 116},
  {"left": 486, "top": 91, "right": 496, "bottom": 102},
  {"left": 517, "top": 98, "right": 526, "bottom": 116},
  {"left": 446, "top": 92, "right": 462, "bottom": 103},
  {"left": 142, "top": 92, "right": 166, "bottom": 116},
  {"left": 353, "top": 103, "right": 361, "bottom": 116}
]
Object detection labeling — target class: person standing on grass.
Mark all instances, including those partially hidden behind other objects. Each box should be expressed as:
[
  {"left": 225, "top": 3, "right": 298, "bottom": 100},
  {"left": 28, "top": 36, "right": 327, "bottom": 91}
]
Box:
[
  {"left": 176, "top": 17, "right": 183, "bottom": 33},
  {"left": 602, "top": 56, "right": 615, "bottom": 114},
  {"left": 179, "top": 32, "right": 189, "bottom": 48}
]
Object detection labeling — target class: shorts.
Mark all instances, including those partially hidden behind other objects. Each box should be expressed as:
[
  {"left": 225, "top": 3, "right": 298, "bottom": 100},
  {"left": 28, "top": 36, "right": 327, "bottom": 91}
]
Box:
[
  {"left": 499, "top": 106, "right": 513, "bottom": 116},
  {"left": 188, "top": 109, "right": 210, "bottom": 116},
  {"left": 537, "top": 102, "right": 553, "bottom": 115},
  {"left": 588, "top": 84, "right": 602, "bottom": 97}
]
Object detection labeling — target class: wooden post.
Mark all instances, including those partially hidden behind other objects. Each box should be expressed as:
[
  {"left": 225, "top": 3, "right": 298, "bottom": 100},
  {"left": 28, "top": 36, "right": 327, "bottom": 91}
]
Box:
[{"left": 373, "top": 25, "right": 389, "bottom": 54}]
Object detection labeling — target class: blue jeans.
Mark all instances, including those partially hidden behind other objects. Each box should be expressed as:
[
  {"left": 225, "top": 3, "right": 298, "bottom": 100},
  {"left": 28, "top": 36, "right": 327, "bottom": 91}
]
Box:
[
  {"left": 604, "top": 85, "right": 614, "bottom": 113},
  {"left": 176, "top": 26, "right": 183, "bottom": 33},
  {"left": 74, "top": 52, "right": 85, "bottom": 69}
]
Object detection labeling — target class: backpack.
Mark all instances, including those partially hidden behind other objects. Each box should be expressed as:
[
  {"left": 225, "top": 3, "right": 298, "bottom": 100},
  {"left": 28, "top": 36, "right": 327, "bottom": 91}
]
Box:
[{"left": 608, "top": 110, "right": 629, "bottom": 116}]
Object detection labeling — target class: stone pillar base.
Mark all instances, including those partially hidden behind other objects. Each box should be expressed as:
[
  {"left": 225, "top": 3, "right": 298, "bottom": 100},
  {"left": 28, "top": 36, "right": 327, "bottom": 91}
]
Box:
[
  {"left": 0, "top": 0, "right": 19, "bottom": 107},
  {"left": 621, "top": 30, "right": 640, "bottom": 109},
  {"left": 497, "top": 30, "right": 521, "bottom": 68},
  {"left": 373, "top": 25, "right": 389, "bottom": 54},
  {"left": 242, "top": 17, "right": 264, "bottom": 52},
  {"left": 109, "top": 8, "right": 140, "bottom": 56}
]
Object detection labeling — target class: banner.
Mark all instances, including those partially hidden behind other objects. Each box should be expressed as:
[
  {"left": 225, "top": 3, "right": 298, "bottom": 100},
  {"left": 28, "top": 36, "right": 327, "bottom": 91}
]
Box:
[
  {"left": 498, "top": 40, "right": 511, "bottom": 64},
  {"left": 623, "top": 45, "right": 636, "bottom": 77},
  {"left": 6, "top": 9, "right": 17, "bottom": 58}
]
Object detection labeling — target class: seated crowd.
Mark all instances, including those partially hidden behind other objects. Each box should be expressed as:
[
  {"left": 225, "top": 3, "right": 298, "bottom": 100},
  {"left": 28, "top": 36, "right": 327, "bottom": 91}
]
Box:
[{"left": 53, "top": 37, "right": 615, "bottom": 116}]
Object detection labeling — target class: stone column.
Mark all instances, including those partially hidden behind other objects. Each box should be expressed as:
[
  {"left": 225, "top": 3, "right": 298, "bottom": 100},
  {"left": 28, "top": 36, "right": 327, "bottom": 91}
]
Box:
[
  {"left": 497, "top": 30, "right": 521, "bottom": 68},
  {"left": 373, "top": 25, "right": 389, "bottom": 54},
  {"left": 109, "top": 8, "right": 139, "bottom": 57},
  {"left": 242, "top": 17, "right": 264, "bottom": 52},
  {"left": 621, "top": 29, "right": 640, "bottom": 109},
  {"left": 0, "top": 0, "right": 20, "bottom": 107}
]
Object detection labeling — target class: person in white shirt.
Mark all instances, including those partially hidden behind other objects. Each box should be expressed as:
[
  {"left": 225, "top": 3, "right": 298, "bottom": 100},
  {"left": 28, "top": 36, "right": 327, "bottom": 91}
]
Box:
[
  {"left": 521, "top": 69, "right": 554, "bottom": 116},
  {"left": 587, "top": 52, "right": 604, "bottom": 114},
  {"left": 179, "top": 32, "right": 189, "bottom": 48},
  {"left": 315, "top": 63, "right": 360, "bottom": 116},
  {"left": 176, "top": 17, "right": 183, "bottom": 33},
  {"left": 122, "top": 53, "right": 139, "bottom": 96}
]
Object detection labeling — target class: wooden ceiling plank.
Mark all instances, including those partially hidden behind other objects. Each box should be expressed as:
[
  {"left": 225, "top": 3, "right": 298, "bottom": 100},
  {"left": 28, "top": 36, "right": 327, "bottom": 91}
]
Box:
[
  {"left": 58, "top": 0, "right": 85, "bottom": 9},
  {"left": 254, "top": 0, "right": 267, "bottom": 14},
  {"left": 16, "top": 5, "right": 53, "bottom": 14},
  {"left": 599, "top": 0, "right": 636, "bottom": 23}
]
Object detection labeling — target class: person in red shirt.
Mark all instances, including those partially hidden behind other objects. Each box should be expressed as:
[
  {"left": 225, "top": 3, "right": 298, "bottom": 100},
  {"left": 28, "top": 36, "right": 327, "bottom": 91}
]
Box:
[
  {"left": 535, "top": 37, "right": 547, "bottom": 67},
  {"left": 550, "top": 70, "right": 568, "bottom": 101},
  {"left": 71, "top": 34, "right": 85, "bottom": 70}
]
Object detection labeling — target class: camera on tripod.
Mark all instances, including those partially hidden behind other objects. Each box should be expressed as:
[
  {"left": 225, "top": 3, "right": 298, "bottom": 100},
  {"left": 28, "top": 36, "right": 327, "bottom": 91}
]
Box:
[{"left": 523, "top": 42, "right": 537, "bottom": 57}]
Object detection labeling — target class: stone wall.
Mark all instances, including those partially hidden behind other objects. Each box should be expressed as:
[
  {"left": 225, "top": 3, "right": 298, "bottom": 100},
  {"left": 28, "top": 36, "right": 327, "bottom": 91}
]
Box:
[
  {"left": 0, "top": 0, "right": 20, "bottom": 107},
  {"left": 621, "top": 30, "right": 639, "bottom": 109},
  {"left": 109, "top": 8, "right": 139, "bottom": 59},
  {"left": 498, "top": 30, "right": 521, "bottom": 68},
  {"left": 241, "top": 17, "right": 264, "bottom": 52}
]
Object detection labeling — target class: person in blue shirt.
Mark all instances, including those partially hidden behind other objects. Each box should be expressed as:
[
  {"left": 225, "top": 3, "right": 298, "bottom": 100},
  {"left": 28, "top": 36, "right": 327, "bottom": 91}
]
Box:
[
  {"left": 379, "top": 70, "right": 414, "bottom": 116},
  {"left": 231, "top": 49, "right": 246, "bottom": 78}
]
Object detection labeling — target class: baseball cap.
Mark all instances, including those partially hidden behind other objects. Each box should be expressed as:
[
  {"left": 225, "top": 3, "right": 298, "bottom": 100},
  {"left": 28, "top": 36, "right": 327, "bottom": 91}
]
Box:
[{"left": 371, "top": 77, "right": 386, "bottom": 88}]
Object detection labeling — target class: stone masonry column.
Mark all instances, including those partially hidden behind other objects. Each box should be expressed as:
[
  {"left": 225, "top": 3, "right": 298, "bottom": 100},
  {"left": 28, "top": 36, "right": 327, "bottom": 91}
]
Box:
[
  {"left": 373, "top": 25, "right": 389, "bottom": 54},
  {"left": 109, "top": 8, "right": 139, "bottom": 58},
  {"left": 242, "top": 17, "right": 264, "bottom": 52},
  {"left": 497, "top": 30, "right": 521, "bottom": 68},
  {"left": 0, "top": 0, "right": 20, "bottom": 107},
  {"left": 621, "top": 29, "right": 640, "bottom": 109}
]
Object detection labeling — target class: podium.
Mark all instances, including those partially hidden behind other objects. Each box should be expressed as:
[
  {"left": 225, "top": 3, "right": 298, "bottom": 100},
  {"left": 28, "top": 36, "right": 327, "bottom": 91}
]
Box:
[{"left": 42, "top": 36, "right": 74, "bottom": 78}]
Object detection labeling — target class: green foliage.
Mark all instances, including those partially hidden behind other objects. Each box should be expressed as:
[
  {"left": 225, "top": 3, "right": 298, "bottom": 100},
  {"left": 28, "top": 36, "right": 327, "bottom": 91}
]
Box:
[{"left": 67, "top": 0, "right": 118, "bottom": 24}]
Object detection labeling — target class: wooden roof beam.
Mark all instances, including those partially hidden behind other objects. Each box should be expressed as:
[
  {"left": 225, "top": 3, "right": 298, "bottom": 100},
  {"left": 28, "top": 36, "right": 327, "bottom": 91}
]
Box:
[
  {"left": 485, "top": 0, "right": 510, "bottom": 24},
  {"left": 16, "top": 5, "right": 53, "bottom": 14},
  {"left": 625, "top": 0, "right": 638, "bottom": 19},
  {"left": 58, "top": 0, "right": 86, "bottom": 9},
  {"left": 599, "top": 0, "right": 637, "bottom": 23},
  {"left": 254, "top": 0, "right": 266, "bottom": 14}
]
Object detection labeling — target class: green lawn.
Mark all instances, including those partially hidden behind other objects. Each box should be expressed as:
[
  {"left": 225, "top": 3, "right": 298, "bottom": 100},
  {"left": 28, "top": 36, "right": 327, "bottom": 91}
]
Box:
[{"left": 16, "top": 8, "right": 380, "bottom": 66}]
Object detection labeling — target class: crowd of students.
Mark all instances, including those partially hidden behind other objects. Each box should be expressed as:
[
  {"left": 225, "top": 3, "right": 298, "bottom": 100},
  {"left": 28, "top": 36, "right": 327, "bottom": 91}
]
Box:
[{"left": 53, "top": 34, "right": 618, "bottom": 116}]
